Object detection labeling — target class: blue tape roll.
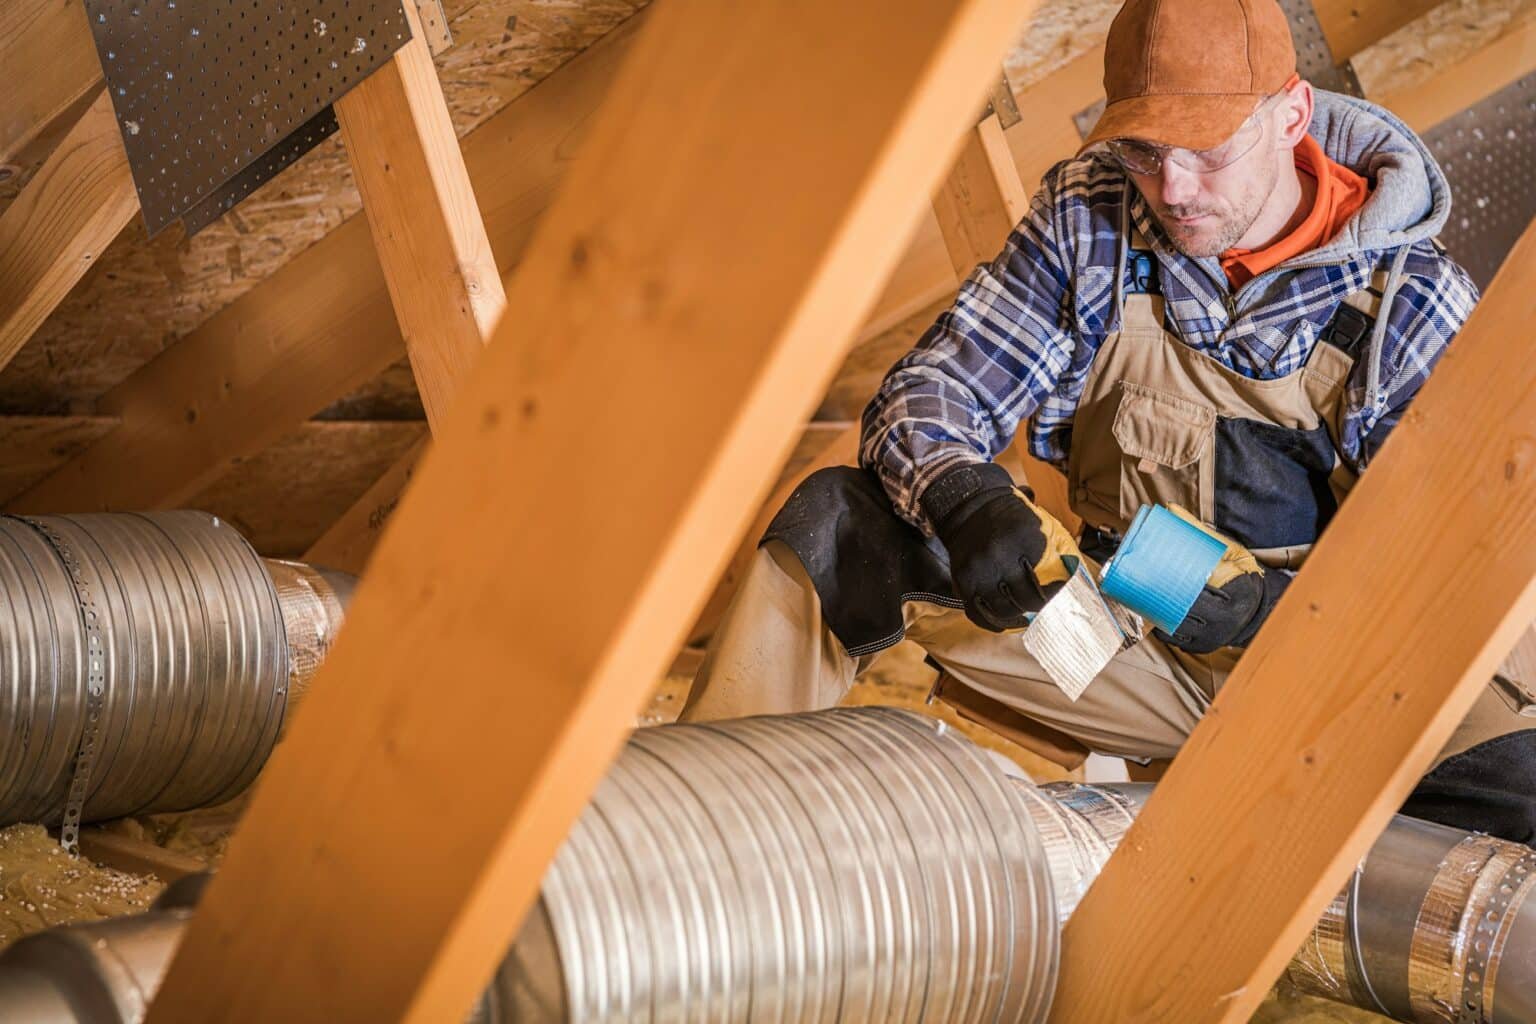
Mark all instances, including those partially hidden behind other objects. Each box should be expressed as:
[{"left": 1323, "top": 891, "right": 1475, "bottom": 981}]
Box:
[{"left": 1100, "top": 505, "right": 1228, "bottom": 635}]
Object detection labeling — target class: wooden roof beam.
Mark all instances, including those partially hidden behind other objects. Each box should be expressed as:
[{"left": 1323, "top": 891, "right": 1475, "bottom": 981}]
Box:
[
  {"left": 1313, "top": 0, "right": 1446, "bottom": 66},
  {"left": 0, "top": 0, "right": 101, "bottom": 169},
  {"left": 336, "top": 0, "right": 505, "bottom": 430},
  {"left": 1049, "top": 215, "right": 1536, "bottom": 1023},
  {"left": 302, "top": 436, "right": 426, "bottom": 572},
  {"left": 5, "top": 13, "right": 648, "bottom": 516},
  {"left": 143, "top": 0, "right": 1039, "bottom": 1018},
  {"left": 0, "top": 92, "right": 138, "bottom": 375},
  {"left": 1378, "top": 14, "right": 1536, "bottom": 134}
]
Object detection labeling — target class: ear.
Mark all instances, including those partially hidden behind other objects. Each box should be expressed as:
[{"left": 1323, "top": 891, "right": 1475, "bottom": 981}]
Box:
[{"left": 1273, "top": 79, "right": 1314, "bottom": 152}]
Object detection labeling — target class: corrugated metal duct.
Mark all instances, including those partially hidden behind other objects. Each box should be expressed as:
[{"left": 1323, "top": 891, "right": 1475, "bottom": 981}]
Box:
[
  {"left": 0, "top": 512, "right": 349, "bottom": 845},
  {"left": 1, "top": 710, "right": 1533, "bottom": 1022}
]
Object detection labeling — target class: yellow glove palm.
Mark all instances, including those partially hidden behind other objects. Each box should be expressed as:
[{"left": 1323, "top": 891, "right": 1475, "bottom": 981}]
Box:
[
  {"left": 1015, "top": 488, "right": 1087, "bottom": 587},
  {"left": 1165, "top": 503, "right": 1263, "bottom": 586}
]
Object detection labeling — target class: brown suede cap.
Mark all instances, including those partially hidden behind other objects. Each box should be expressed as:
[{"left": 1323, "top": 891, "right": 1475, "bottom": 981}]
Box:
[{"left": 1081, "top": 0, "right": 1297, "bottom": 153}]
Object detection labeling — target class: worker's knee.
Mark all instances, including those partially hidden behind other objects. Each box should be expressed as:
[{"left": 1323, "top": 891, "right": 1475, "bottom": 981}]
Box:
[{"left": 1402, "top": 730, "right": 1536, "bottom": 845}]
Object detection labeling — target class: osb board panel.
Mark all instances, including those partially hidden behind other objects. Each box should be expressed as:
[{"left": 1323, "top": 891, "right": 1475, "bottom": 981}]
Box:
[
  {"left": 815, "top": 296, "right": 951, "bottom": 423},
  {"left": 0, "top": 415, "right": 118, "bottom": 504},
  {"left": 0, "top": 0, "right": 646, "bottom": 415},
  {"left": 774, "top": 422, "right": 855, "bottom": 492},
  {"left": 316, "top": 355, "right": 424, "bottom": 421},
  {"left": 187, "top": 420, "right": 426, "bottom": 557},
  {"left": 1351, "top": 0, "right": 1536, "bottom": 98}
]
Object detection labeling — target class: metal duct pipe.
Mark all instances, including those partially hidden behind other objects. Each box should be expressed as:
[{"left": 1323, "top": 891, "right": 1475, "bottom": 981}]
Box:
[
  {"left": 532, "top": 708, "right": 1058, "bottom": 1022},
  {"left": 2, "top": 711, "right": 1534, "bottom": 1023},
  {"left": 1025, "top": 779, "right": 1536, "bottom": 1024},
  {"left": 1287, "top": 816, "right": 1536, "bottom": 1023},
  {"left": 0, "top": 512, "right": 351, "bottom": 842},
  {"left": 0, "top": 709, "right": 1062, "bottom": 1023}
]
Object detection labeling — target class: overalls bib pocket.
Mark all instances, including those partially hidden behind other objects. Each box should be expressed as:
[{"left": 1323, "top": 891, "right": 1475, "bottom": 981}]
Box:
[{"left": 1111, "top": 382, "right": 1216, "bottom": 522}]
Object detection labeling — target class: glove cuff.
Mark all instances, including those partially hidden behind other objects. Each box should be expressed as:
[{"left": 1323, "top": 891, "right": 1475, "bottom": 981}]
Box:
[{"left": 919, "top": 462, "right": 1016, "bottom": 531}]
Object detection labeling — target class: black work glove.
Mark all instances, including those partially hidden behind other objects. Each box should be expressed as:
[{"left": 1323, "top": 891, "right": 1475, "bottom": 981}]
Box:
[
  {"left": 1153, "top": 505, "right": 1290, "bottom": 655},
  {"left": 921, "top": 463, "right": 1083, "bottom": 632}
]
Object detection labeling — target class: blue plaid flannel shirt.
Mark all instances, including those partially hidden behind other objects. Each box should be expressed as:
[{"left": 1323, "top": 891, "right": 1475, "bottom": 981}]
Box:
[{"left": 861, "top": 157, "right": 1479, "bottom": 529}]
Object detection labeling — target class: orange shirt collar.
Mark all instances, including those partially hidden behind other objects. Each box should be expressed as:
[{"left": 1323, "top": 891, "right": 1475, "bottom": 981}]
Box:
[{"left": 1220, "top": 134, "right": 1370, "bottom": 289}]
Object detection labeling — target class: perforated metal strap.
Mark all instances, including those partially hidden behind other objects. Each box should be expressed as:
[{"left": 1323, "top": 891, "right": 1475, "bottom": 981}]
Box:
[
  {"left": 1462, "top": 848, "right": 1536, "bottom": 1022},
  {"left": 12, "top": 517, "right": 107, "bottom": 855}
]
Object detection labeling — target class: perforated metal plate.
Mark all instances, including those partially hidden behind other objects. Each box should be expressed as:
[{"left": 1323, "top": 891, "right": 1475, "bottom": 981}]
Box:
[
  {"left": 1277, "top": 0, "right": 1363, "bottom": 98},
  {"left": 83, "top": 0, "right": 413, "bottom": 237},
  {"left": 181, "top": 105, "right": 340, "bottom": 235},
  {"left": 1422, "top": 73, "right": 1536, "bottom": 290}
]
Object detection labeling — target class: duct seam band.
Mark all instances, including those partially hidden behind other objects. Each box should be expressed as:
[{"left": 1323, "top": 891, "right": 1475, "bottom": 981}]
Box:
[{"left": 8, "top": 516, "right": 107, "bottom": 856}]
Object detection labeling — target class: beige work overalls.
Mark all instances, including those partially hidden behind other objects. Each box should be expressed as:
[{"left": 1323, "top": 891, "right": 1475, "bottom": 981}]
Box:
[{"left": 682, "top": 208, "right": 1535, "bottom": 766}]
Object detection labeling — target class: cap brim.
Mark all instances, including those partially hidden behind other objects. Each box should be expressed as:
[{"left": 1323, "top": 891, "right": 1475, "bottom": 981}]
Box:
[{"left": 1078, "top": 92, "right": 1265, "bottom": 157}]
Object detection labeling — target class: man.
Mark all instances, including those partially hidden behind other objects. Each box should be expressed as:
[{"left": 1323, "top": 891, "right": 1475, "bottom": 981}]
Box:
[{"left": 683, "top": 0, "right": 1536, "bottom": 841}]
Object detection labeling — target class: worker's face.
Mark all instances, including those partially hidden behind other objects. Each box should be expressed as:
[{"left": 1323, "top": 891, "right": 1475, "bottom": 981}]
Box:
[{"left": 1122, "top": 84, "right": 1312, "bottom": 258}]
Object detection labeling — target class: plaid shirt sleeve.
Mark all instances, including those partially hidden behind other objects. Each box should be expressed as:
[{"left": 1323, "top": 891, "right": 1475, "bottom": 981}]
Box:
[
  {"left": 1348, "top": 244, "right": 1480, "bottom": 466},
  {"left": 859, "top": 167, "right": 1082, "bottom": 530}
]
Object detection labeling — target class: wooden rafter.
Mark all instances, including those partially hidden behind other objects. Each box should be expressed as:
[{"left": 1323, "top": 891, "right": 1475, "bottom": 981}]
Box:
[
  {"left": 1378, "top": 14, "right": 1536, "bottom": 134},
  {"left": 1313, "top": 0, "right": 1445, "bottom": 65},
  {"left": 0, "top": 92, "right": 138, "bottom": 374},
  {"left": 1049, "top": 216, "right": 1536, "bottom": 1023},
  {"left": 336, "top": 0, "right": 505, "bottom": 430},
  {"left": 143, "top": 0, "right": 1039, "bottom": 1018},
  {"left": 0, "top": 0, "right": 101, "bottom": 168},
  {"left": 4, "top": 13, "right": 647, "bottom": 516},
  {"left": 302, "top": 436, "right": 426, "bottom": 572}
]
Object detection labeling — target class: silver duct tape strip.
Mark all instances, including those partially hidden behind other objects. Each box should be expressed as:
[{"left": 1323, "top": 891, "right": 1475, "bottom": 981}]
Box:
[
  {"left": 1014, "top": 781, "right": 1136, "bottom": 923},
  {"left": 264, "top": 559, "right": 351, "bottom": 723},
  {"left": 1023, "top": 565, "right": 1140, "bottom": 701},
  {"left": 540, "top": 708, "right": 1058, "bottom": 1023},
  {"left": 1288, "top": 888, "right": 1353, "bottom": 1002},
  {"left": 1411, "top": 836, "right": 1503, "bottom": 1022},
  {"left": 1283, "top": 827, "right": 1536, "bottom": 1024}
]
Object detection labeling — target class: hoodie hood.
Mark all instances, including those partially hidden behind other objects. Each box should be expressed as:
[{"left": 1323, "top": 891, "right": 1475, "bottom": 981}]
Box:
[{"left": 1306, "top": 89, "right": 1452, "bottom": 256}]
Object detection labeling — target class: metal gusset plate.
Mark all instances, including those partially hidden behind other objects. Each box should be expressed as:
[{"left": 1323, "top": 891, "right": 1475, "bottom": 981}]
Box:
[
  {"left": 1422, "top": 73, "right": 1536, "bottom": 290},
  {"left": 82, "top": 0, "right": 414, "bottom": 237},
  {"left": 1277, "top": 0, "right": 1363, "bottom": 98},
  {"left": 412, "top": 0, "right": 454, "bottom": 56},
  {"left": 180, "top": 105, "right": 340, "bottom": 235}
]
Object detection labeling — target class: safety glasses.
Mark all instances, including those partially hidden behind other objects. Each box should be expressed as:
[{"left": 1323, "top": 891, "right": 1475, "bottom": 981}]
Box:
[{"left": 1106, "top": 92, "right": 1283, "bottom": 176}]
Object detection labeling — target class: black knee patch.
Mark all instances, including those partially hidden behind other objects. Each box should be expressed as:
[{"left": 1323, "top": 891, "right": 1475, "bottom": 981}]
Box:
[
  {"left": 1402, "top": 730, "right": 1536, "bottom": 846},
  {"left": 762, "top": 467, "right": 958, "bottom": 657}
]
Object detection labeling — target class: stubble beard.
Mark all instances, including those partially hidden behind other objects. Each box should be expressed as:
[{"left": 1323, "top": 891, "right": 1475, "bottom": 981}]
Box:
[{"left": 1154, "top": 158, "right": 1277, "bottom": 259}]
